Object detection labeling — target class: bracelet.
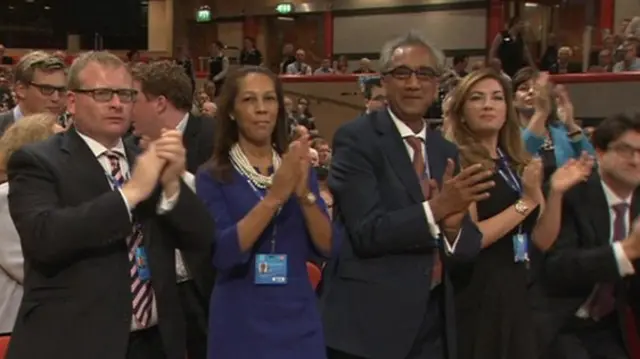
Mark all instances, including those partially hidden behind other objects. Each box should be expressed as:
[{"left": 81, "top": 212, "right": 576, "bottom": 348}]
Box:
[{"left": 568, "top": 130, "right": 583, "bottom": 138}]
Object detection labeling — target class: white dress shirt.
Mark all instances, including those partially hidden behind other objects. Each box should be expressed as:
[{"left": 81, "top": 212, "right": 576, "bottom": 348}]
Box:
[
  {"left": 576, "top": 180, "right": 635, "bottom": 318},
  {"left": 388, "top": 109, "right": 461, "bottom": 252},
  {"left": 174, "top": 114, "right": 195, "bottom": 281},
  {"left": 75, "top": 130, "right": 179, "bottom": 331},
  {"left": 0, "top": 182, "right": 24, "bottom": 333}
]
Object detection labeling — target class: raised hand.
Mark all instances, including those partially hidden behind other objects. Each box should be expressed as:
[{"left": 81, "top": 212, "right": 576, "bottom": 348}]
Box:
[
  {"left": 555, "top": 84, "right": 575, "bottom": 126},
  {"left": 122, "top": 142, "right": 166, "bottom": 206},
  {"left": 268, "top": 144, "right": 300, "bottom": 206},
  {"left": 533, "top": 72, "right": 552, "bottom": 116},
  {"left": 291, "top": 126, "right": 312, "bottom": 197},
  {"left": 521, "top": 157, "right": 543, "bottom": 200},
  {"left": 550, "top": 152, "right": 594, "bottom": 193},
  {"left": 430, "top": 159, "right": 495, "bottom": 220},
  {"left": 154, "top": 129, "right": 186, "bottom": 189}
]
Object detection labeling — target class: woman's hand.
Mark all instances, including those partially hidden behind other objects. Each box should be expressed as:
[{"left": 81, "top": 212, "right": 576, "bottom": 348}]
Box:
[
  {"left": 533, "top": 72, "right": 552, "bottom": 117},
  {"left": 555, "top": 84, "right": 580, "bottom": 131},
  {"left": 292, "top": 126, "right": 312, "bottom": 197},
  {"left": 550, "top": 152, "right": 594, "bottom": 193}
]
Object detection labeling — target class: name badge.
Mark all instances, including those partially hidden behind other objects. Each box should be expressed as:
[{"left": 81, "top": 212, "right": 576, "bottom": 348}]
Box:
[
  {"left": 512, "top": 233, "right": 529, "bottom": 263},
  {"left": 135, "top": 247, "right": 151, "bottom": 282},
  {"left": 254, "top": 254, "right": 288, "bottom": 285}
]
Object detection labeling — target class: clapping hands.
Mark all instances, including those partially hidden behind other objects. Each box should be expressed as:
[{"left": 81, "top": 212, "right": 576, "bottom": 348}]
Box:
[
  {"left": 550, "top": 151, "right": 594, "bottom": 193},
  {"left": 268, "top": 126, "right": 313, "bottom": 205}
]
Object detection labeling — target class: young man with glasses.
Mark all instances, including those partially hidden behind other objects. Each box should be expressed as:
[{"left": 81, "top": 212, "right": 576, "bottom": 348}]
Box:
[{"left": 0, "top": 51, "right": 66, "bottom": 136}]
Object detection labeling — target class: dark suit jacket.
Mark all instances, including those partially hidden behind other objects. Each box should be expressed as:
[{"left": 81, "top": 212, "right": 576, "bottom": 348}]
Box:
[
  {"left": 179, "top": 113, "right": 215, "bottom": 303},
  {"left": 5, "top": 128, "right": 214, "bottom": 359},
  {"left": 0, "top": 109, "right": 15, "bottom": 137},
  {"left": 320, "top": 110, "right": 482, "bottom": 359},
  {"left": 125, "top": 113, "right": 216, "bottom": 302},
  {"left": 183, "top": 113, "right": 214, "bottom": 174},
  {"left": 539, "top": 174, "right": 640, "bottom": 355}
]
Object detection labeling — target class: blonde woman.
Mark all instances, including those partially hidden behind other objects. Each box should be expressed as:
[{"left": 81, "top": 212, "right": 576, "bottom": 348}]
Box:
[
  {"left": 445, "top": 68, "right": 593, "bottom": 359},
  {"left": 0, "top": 113, "right": 63, "bottom": 336}
]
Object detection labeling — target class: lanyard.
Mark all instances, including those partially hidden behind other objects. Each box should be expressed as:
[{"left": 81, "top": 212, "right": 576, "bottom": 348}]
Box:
[
  {"left": 496, "top": 148, "right": 521, "bottom": 194},
  {"left": 497, "top": 148, "right": 524, "bottom": 235},
  {"left": 245, "top": 178, "right": 280, "bottom": 253}
]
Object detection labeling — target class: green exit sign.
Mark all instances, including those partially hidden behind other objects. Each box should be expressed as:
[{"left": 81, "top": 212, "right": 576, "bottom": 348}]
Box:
[
  {"left": 275, "top": 3, "right": 294, "bottom": 14},
  {"left": 196, "top": 6, "right": 212, "bottom": 23}
]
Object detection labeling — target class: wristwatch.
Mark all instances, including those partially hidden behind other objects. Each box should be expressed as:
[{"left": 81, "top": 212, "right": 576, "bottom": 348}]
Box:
[
  {"left": 514, "top": 199, "right": 530, "bottom": 215},
  {"left": 299, "top": 192, "right": 317, "bottom": 206}
]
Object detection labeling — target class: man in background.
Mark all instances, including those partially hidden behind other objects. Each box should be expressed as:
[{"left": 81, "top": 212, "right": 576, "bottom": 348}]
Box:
[
  {"left": 130, "top": 60, "right": 215, "bottom": 359},
  {"left": 0, "top": 51, "right": 66, "bottom": 136}
]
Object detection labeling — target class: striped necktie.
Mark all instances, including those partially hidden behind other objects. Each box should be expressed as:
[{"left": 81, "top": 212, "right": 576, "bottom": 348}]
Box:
[{"left": 104, "top": 151, "right": 153, "bottom": 327}]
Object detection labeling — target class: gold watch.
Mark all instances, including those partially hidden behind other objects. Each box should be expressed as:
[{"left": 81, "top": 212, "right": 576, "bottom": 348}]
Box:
[
  {"left": 514, "top": 199, "right": 530, "bottom": 215},
  {"left": 299, "top": 192, "right": 317, "bottom": 206}
]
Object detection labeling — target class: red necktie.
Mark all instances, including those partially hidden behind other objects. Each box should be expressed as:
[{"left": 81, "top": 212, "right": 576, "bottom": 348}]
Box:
[{"left": 405, "top": 136, "right": 441, "bottom": 289}]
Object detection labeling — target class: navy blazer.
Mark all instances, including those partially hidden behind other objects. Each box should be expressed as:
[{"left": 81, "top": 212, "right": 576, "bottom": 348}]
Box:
[{"left": 320, "top": 110, "right": 482, "bottom": 359}]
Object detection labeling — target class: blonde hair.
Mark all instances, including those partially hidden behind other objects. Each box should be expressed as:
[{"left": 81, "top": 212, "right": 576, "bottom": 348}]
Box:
[
  {"left": 68, "top": 51, "right": 126, "bottom": 90},
  {"left": 445, "top": 68, "right": 530, "bottom": 172},
  {"left": 0, "top": 113, "right": 58, "bottom": 173},
  {"left": 14, "top": 51, "right": 65, "bottom": 85}
]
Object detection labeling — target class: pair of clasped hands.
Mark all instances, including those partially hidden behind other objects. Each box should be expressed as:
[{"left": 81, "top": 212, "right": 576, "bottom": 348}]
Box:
[
  {"left": 430, "top": 152, "right": 594, "bottom": 236},
  {"left": 121, "top": 129, "right": 186, "bottom": 208},
  {"left": 264, "top": 126, "right": 313, "bottom": 207}
]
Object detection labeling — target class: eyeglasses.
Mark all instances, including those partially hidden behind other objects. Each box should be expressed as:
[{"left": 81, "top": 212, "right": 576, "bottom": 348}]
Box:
[
  {"left": 72, "top": 88, "right": 138, "bottom": 103},
  {"left": 29, "top": 82, "right": 67, "bottom": 96},
  {"left": 609, "top": 143, "right": 640, "bottom": 159},
  {"left": 382, "top": 66, "right": 440, "bottom": 81}
]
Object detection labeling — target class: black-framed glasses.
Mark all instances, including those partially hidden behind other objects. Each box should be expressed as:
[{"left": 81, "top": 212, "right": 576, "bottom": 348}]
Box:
[
  {"left": 29, "top": 82, "right": 67, "bottom": 96},
  {"left": 72, "top": 88, "right": 138, "bottom": 103},
  {"left": 382, "top": 66, "right": 440, "bottom": 81},
  {"left": 610, "top": 143, "right": 640, "bottom": 159}
]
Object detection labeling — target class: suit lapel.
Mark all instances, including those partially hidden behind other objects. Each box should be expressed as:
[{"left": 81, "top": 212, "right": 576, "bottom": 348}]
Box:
[
  {"left": 372, "top": 111, "right": 423, "bottom": 203},
  {"left": 61, "top": 128, "right": 112, "bottom": 197},
  {"left": 585, "top": 175, "right": 611, "bottom": 246},
  {"left": 631, "top": 187, "right": 640, "bottom": 226}
]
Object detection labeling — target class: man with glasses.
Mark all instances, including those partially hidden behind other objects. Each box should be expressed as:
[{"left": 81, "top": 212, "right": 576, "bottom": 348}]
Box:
[
  {"left": 5, "top": 51, "right": 213, "bottom": 359},
  {"left": 541, "top": 113, "right": 640, "bottom": 359},
  {"left": 322, "top": 31, "right": 491, "bottom": 359},
  {"left": 0, "top": 51, "right": 66, "bottom": 136}
]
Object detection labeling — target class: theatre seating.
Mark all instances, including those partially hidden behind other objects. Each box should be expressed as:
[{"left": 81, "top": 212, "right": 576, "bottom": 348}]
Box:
[
  {"left": 626, "top": 308, "right": 640, "bottom": 358},
  {"left": 306, "top": 262, "right": 322, "bottom": 290},
  {"left": 0, "top": 336, "right": 10, "bottom": 359}
]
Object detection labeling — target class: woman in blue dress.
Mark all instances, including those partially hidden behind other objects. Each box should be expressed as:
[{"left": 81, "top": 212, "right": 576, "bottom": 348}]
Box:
[{"left": 196, "top": 66, "right": 332, "bottom": 359}]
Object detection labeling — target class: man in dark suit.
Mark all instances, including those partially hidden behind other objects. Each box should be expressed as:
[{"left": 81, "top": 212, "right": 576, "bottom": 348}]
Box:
[
  {"left": 130, "top": 60, "right": 215, "bottom": 359},
  {"left": 5, "top": 51, "right": 213, "bottom": 359},
  {"left": 321, "top": 32, "right": 492, "bottom": 359},
  {"left": 541, "top": 113, "right": 640, "bottom": 359}
]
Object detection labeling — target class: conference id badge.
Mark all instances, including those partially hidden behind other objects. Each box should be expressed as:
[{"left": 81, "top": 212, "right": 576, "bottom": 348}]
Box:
[
  {"left": 135, "top": 247, "right": 151, "bottom": 282},
  {"left": 254, "top": 254, "right": 288, "bottom": 285},
  {"left": 512, "top": 234, "right": 529, "bottom": 263}
]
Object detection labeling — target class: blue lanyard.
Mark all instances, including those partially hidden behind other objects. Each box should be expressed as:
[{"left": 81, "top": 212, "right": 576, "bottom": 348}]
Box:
[
  {"left": 496, "top": 148, "right": 521, "bottom": 195},
  {"left": 497, "top": 148, "right": 524, "bottom": 235},
  {"left": 245, "top": 178, "right": 280, "bottom": 253}
]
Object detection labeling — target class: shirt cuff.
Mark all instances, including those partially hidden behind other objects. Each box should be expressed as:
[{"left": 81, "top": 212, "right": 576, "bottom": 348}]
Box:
[
  {"left": 117, "top": 188, "right": 133, "bottom": 221},
  {"left": 612, "top": 241, "right": 636, "bottom": 276},
  {"left": 443, "top": 230, "right": 462, "bottom": 254},
  {"left": 422, "top": 201, "right": 441, "bottom": 238},
  {"left": 157, "top": 188, "right": 180, "bottom": 214},
  {"left": 182, "top": 171, "right": 196, "bottom": 193}
]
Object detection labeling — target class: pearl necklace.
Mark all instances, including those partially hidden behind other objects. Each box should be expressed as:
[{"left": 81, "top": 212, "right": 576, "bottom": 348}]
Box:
[{"left": 229, "top": 143, "right": 281, "bottom": 189}]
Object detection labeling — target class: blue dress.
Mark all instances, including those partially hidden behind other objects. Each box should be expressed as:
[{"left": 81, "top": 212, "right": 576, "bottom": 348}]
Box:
[{"left": 196, "top": 166, "right": 327, "bottom": 359}]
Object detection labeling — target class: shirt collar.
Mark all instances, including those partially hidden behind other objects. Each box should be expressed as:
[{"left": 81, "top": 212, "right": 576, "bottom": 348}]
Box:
[
  {"left": 601, "top": 179, "right": 633, "bottom": 207},
  {"left": 176, "top": 113, "right": 189, "bottom": 133},
  {"left": 12, "top": 105, "right": 23, "bottom": 121},
  {"left": 75, "top": 130, "right": 127, "bottom": 159},
  {"left": 387, "top": 108, "right": 427, "bottom": 141}
]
